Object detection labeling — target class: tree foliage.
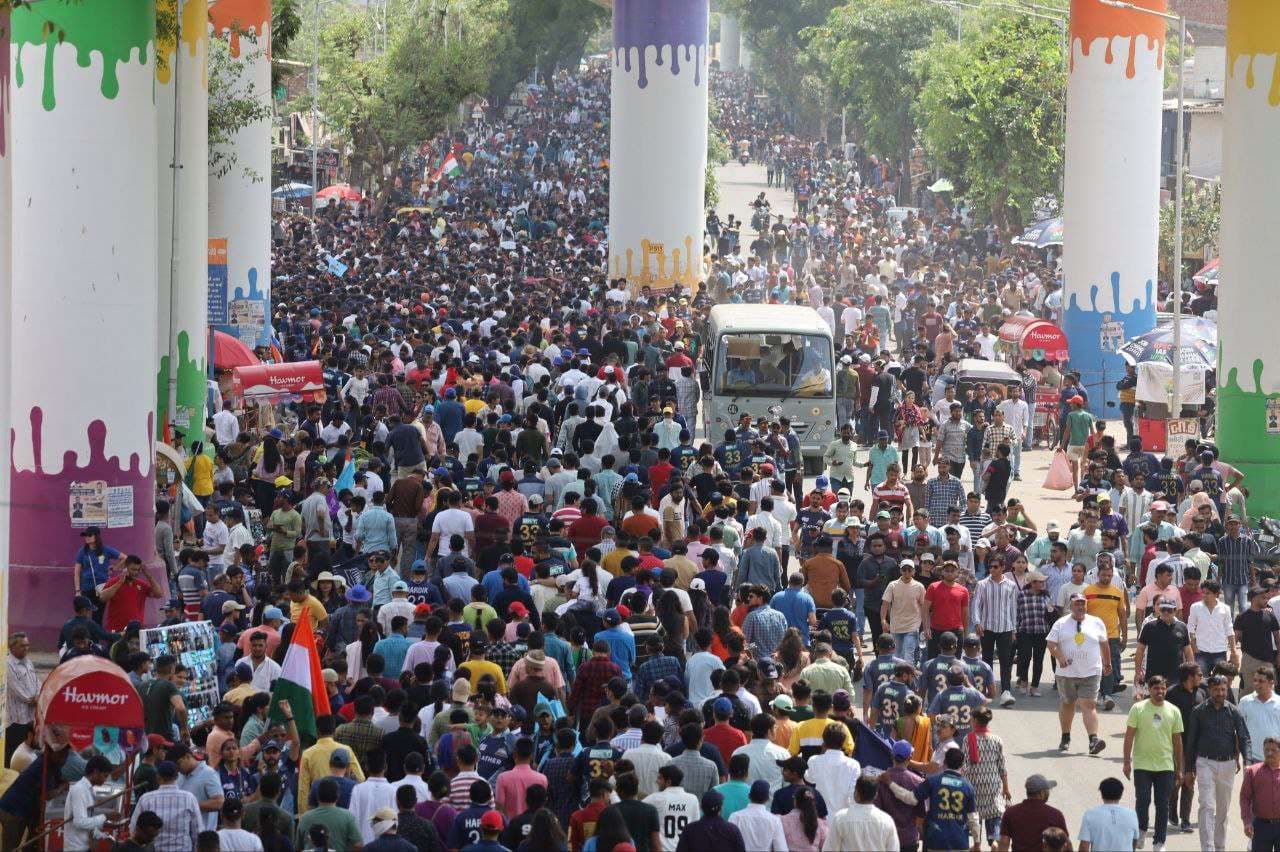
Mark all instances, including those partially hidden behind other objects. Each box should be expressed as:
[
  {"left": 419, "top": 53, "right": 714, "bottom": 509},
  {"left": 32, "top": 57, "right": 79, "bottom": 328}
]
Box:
[
  {"left": 208, "top": 37, "right": 273, "bottom": 180},
  {"left": 477, "top": 0, "right": 607, "bottom": 113},
  {"left": 808, "top": 0, "right": 948, "bottom": 183},
  {"left": 1160, "top": 175, "right": 1220, "bottom": 280},
  {"left": 914, "top": 9, "right": 1066, "bottom": 229},
  {"left": 315, "top": 1, "right": 490, "bottom": 211}
]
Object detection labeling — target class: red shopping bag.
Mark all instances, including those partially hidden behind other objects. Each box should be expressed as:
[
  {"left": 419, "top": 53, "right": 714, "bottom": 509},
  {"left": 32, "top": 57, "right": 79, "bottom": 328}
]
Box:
[{"left": 1043, "top": 450, "right": 1074, "bottom": 491}]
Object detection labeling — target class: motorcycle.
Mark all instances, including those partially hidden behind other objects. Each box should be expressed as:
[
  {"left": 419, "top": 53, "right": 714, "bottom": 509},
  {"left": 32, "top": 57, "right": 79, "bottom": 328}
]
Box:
[{"left": 738, "top": 152, "right": 750, "bottom": 166}]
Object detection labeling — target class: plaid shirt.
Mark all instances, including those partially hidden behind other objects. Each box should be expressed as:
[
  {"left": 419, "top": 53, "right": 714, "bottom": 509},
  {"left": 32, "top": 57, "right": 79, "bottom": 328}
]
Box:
[
  {"left": 633, "top": 653, "right": 683, "bottom": 702},
  {"left": 335, "top": 719, "right": 385, "bottom": 770},
  {"left": 981, "top": 422, "right": 1017, "bottom": 458},
  {"left": 925, "top": 476, "right": 966, "bottom": 526},
  {"left": 489, "top": 640, "right": 525, "bottom": 678},
  {"left": 543, "top": 753, "right": 579, "bottom": 825},
  {"left": 1217, "top": 532, "right": 1261, "bottom": 587},
  {"left": 1016, "top": 587, "right": 1053, "bottom": 634},
  {"left": 744, "top": 605, "right": 789, "bottom": 657},
  {"left": 569, "top": 655, "right": 622, "bottom": 720},
  {"left": 675, "top": 375, "right": 701, "bottom": 420}
]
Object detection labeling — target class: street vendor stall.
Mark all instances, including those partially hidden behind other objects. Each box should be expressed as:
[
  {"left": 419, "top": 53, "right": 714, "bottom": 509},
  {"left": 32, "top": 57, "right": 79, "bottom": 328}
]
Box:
[
  {"left": 230, "top": 360, "right": 326, "bottom": 405},
  {"left": 997, "top": 314, "right": 1070, "bottom": 365},
  {"left": 1119, "top": 318, "right": 1217, "bottom": 451},
  {"left": 33, "top": 657, "right": 145, "bottom": 850}
]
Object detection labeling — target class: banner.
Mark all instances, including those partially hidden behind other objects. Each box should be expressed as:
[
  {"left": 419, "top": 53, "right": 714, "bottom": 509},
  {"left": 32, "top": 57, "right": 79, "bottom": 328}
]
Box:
[
  {"left": 1136, "top": 362, "right": 1208, "bottom": 406},
  {"left": 208, "top": 238, "right": 229, "bottom": 325}
]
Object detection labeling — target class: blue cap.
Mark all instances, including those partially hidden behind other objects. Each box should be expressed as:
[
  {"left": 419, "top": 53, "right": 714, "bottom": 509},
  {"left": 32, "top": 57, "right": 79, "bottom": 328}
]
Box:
[
  {"left": 603, "top": 609, "right": 621, "bottom": 625},
  {"left": 498, "top": 414, "right": 513, "bottom": 424},
  {"left": 444, "top": 387, "right": 457, "bottom": 398},
  {"left": 267, "top": 428, "right": 284, "bottom": 440},
  {"left": 577, "top": 347, "right": 590, "bottom": 356},
  {"left": 815, "top": 475, "right": 830, "bottom": 488},
  {"left": 553, "top": 357, "right": 565, "bottom": 366},
  {"left": 421, "top": 404, "right": 435, "bottom": 415},
  {"left": 625, "top": 472, "right": 639, "bottom": 482},
  {"left": 433, "top": 467, "right": 449, "bottom": 476},
  {"left": 713, "top": 697, "right": 733, "bottom": 716},
  {"left": 263, "top": 606, "right": 285, "bottom": 621},
  {"left": 892, "top": 740, "right": 915, "bottom": 760}
]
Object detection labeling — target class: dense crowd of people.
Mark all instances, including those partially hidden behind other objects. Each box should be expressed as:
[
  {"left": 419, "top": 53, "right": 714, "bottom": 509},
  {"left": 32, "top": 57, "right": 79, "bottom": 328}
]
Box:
[{"left": 0, "top": 60, "right": 1269, "bottom": 852}]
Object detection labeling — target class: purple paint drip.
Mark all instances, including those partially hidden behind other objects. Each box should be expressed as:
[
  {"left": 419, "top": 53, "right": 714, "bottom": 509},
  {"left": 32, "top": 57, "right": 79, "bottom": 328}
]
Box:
[
  {"left": 613, "top": 0, "right": 709, "bottom": 89},
  {"left": 10, "top": 407, "right": 159, "bottom": 647}
]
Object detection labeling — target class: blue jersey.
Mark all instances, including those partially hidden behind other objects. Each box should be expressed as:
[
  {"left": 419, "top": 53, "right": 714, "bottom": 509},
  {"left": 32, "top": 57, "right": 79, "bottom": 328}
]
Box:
[
  {"left": 862, "top": 654, "right": 908, "bottom": 695},
  {"left": 476, "top": 733, "right": 513, "bottom": 783},
  {"left": 820, "top": 608, "right": 859, "bottom": 662},
  {"left": 962, "top": 655, "right": 995, "bottom": 698},
  {"left": 915, "top": 770, "right": 976, "bottom": 851},
  {"left": 872, "top": 680, "right": 915, "bottom": 739},
  {"left": 927, "top": 687, "right": 987, "bottom": 739},
  {"left": 715, "top": 441, "right": 746, "bottom": 476},
  {"left": 919, "top": 654, "right": 959, "bottom": 704}
]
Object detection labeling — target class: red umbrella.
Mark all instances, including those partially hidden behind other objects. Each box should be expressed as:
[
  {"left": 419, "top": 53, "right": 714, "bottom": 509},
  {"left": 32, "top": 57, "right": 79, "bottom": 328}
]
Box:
[
  {"left": 316, "top": 183, "right": 364, "bottom": 202},
  {"left": 212, "top": 330, "right": 261, "bottom": 370}
]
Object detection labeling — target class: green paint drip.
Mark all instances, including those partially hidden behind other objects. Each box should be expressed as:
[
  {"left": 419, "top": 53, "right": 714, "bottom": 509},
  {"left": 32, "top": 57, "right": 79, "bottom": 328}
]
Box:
[
  {"left": 156, "top": 329, "right": 208, "bottom": 447},
  {"left": 12, "top": 0, "right": 156, "bottom": 111},
  {"left": 1218, "top": 358, "right": 1280, "bottom": 520}
]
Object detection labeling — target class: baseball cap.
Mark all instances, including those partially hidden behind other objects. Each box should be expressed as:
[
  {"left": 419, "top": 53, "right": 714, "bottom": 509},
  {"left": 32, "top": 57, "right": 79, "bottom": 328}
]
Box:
[
  {"left": 509, "top": 602, "right": 529, "bottom": 617},
  {"left": 371, "top": 807, "right": 398, "bottom": 837},
  {"left": 963, "top": 633, "right": 981, "bottom": 647},
  {"left": 1151, "top": 500, "right": 1170, "bottom": 512},
  {"left": 329, "top": 749, "right": 351, "bottom": 768},
  {"left": 770, "top": 694, "right": 795, "bottom": 713},
  {"left": 147, "top": 733, "right": 173, "bottom": 750},
  {"left": 480, "top": 810, "right": 504, "bottom": 831},
  {"left": 919, "top": 552, "right": 936, "bottom": 562},
  {"left": 1026, "top": 774, "right": 1058, "bottom": 793},
  {"left": 713, "top": 697, "right": 733, "bottom": 716},
  {"left": 222, "top": 600, "right": 246, "bottom": 614},
  {"left": 414, "top": 603, "right": 433, "bottom": 616},
  {"left": 892, "top": 740, "right": 914, "bottom": 760},
  {"left": 392, "top": 581, "right": 409, "bottom": 593},
  {"left": 775, "top": 755, "right": 807, "bottom": 774},
  {"left": 1158, "top": 598, "right": 1178, "bottom": 609},
  {"left": 1070, "top": 592, "right": 1088, "bottom": 603},
  {"left": 263, "top": 606, "right": 285, "bottom": 621},
  {"left": 1046, "top": 520, "right": 1061, "bottom": 532},
  {"left": 452, "top": 679, "right": 472, "bottom": 701},
  {"left": 321, "top": 669, "right": 339, "bottom": 683},
  {"left": 815, "top": 475, "right": 830, "bottom": 488}
]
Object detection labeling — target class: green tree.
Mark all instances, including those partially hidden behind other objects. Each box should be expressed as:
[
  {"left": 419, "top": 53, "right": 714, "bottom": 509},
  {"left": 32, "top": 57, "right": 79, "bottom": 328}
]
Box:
[
  {"left": 477, "top": 0, "right": 606, "bottom": 113},
  {"left": 808, "top": 0, "right": 948, "bottom": 196},
  {"left": 1160, "top": 174, "right": 1219, "bottom": 282},
  {"left": 208, "top": 37, "right": 273, "bottom": 180},
  {"left": 316, "top": 2, "right": 489, "bottom": 211},
  {"left": 914, "top": 9, "right": 1065, "bottom": 229}
]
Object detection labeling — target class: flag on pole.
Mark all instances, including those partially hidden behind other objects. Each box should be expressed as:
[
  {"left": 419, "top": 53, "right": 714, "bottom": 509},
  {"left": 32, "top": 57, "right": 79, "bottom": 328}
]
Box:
[
  {"left": 334, "top": 449, "right": 356, "bottom": 494},
  {"left": 429, "top": 151, "right": 463, "bottom": 183},
  {"left": 267, "top": 608, "right": 332, "bottom": 743}
]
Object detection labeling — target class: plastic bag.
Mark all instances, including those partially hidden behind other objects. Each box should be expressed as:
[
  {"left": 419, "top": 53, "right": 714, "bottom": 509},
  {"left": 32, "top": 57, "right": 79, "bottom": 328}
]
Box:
[{"left": 1043, "top": 450, "right": 1074, "bottom": 491}]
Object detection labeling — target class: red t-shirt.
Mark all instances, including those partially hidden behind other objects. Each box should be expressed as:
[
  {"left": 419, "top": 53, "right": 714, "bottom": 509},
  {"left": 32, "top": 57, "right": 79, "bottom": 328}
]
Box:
[
  {"left": 103, "top": 574, "right": 152, "bottom": 632},
  {"left": 925, "top": 581, "right": 970, "bottom": 631},
  {"left": 704, "top": 721, "right": 749, "bottom": 766},
  {"left": 568, "top": 515, "right": 609, "bottom": 554},
  {"left": 1000, "top": 798, "right": 1069, "bottom": 852}
]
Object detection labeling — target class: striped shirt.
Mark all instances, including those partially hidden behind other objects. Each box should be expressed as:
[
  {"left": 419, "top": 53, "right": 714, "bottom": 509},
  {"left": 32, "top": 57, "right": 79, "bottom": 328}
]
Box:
[
  {"left": 972, "top": 575, "right": 1019, "bottom": 633},
  {"left": 132, "top": 785, "right": 202, "bottom": 852},
  {"left": 958, "top": 511, "right": 991, "bottom": 543},
  {"left": 1218, "top": 532, "right": 1261, "bottom": 587}
]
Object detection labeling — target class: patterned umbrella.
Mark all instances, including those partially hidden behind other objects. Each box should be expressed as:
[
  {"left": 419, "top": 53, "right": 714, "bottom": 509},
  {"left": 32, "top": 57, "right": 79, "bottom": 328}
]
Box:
[{"left": 1118, "top": 317, "right": 1217, "bottom": 368}]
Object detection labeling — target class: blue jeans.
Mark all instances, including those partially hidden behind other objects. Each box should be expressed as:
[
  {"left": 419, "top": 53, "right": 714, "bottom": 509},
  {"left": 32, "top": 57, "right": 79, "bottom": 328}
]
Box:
[
  {"left": 1197, "top": 650, "right": 1227, "bottom": 678},
  {"left": 1101, "top": 638, "right": 1123, "bottom": 697},
  {"left": 1225, "top": 583, "right": 1250, "bottom": 615},
  {"left": 893, "top": 631, "right": 921, "bottom": 667},
  {"left": 1010, "top": 440, "right": 1022, "bottom": 477},
  {"left": 853, "top": 588, "right": 866, "bottom": 637}
]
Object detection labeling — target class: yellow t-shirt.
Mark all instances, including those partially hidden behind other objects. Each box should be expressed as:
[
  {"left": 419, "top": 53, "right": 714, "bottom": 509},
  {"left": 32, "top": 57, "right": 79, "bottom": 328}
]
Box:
[
  {"left": 187, "top": 453, "right": 215, "bottom": 497},
  {"left": 290, "top": 594, "right": 329, "bottom": 629},
  {"left": 1084, "top": 582, "right": 1125, "bottom": 639},
  {"left": 788, "top": 716, "right": 853, "bottom": 756},
  {"left": 459, "top": 658, "right": 507, "bottom": 694}
]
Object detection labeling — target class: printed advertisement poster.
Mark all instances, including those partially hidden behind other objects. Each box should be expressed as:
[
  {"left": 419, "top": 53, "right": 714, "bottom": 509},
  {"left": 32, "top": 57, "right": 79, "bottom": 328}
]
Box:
[
  {"left": 208, "top": 238, "right": 229, "bottom": 325},
  {"left": 70, "top": 481, "right": 108, "bottom": 528},
  {"left": 107, "top": 486, "right": 134, "bottom": 529},
  {"left": 1268, "top": 399, "right": 1280, "bottom": 435}
]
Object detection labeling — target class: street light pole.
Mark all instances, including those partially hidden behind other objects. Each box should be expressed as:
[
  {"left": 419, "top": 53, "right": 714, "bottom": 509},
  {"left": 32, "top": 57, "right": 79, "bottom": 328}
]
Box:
[
  {"left": 310, "top": 0, "right": 320, "bottom": 208},
  {"left": 1100, "top": 0, "right": 1185, "bottom": 418}
]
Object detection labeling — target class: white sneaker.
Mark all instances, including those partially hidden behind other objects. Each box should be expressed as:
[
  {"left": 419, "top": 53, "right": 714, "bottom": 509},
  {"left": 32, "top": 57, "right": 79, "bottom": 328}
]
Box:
[
  {"left": 1000, "top": 690, "right": 1016, "bottom": 707},
  {"left": 1136, "top": 833, "right": 1146, "bottom": 850},
  {"left": 1152, "top": 843, "right": 1165, "bottom": 852},
  {"left": 1030, "top": 688, "right": 1042, "bottom": 697}
]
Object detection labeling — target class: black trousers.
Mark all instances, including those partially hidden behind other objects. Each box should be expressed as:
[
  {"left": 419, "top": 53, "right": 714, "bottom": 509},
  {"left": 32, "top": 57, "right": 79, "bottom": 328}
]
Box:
[
  {"left": 865, "top": 606, "right": 884, "bottom": 647},
  {"left": 1015, "top": 631, "right": 1047, "bottom": 687},
  {"left": 3, "top": 723, "right": 29, "bottom": 767},
  {"left": 981, "top": 630, "right": 1015, "bottom": 693}
]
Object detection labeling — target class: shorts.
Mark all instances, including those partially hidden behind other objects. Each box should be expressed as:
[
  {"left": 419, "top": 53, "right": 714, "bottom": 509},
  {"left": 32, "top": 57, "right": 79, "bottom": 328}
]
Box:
[
  {"left": 1065, "top": 445, "right": 1086, "bottom": 462},
  {"left": 1056, "top": 673, "right": 1101, "bottom": 703}
]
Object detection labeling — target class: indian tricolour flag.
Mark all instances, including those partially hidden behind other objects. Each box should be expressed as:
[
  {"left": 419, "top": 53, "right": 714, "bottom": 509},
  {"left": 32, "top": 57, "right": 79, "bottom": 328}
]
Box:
[
  {"left": 429, "top": 151, "right": 463, "bottom": 183},
  {"left": 268, "top": 608, "right": 332, "bottom": 743}
]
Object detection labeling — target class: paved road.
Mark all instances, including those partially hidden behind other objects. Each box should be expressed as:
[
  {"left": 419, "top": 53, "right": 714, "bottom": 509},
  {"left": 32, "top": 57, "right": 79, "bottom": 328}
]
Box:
[{"left": 709, "top": 159, "right": 1247, "bottom": 851}]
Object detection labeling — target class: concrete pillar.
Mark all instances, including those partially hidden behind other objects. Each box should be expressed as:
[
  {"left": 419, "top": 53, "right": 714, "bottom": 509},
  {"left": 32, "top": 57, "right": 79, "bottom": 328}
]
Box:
[
  {"left": 0, "top": 7, "right": 11, "bottom": 730},
  {"left": 609, "top": 0, "right": 709, "bottom": 295},
  {"left": 740, "top": 32, "right": 753, "bottom": 70},
  {"left": 1217, "top": 2, "right": 1280, "bottom": 518},
  {"left": 720, "top": 12, "right": 740, "bottom": 71},
  {"left": 10, "top": 0, "right": 160, "bottom": 645},
  {"left": 157, "top": 0, "right": 210, "bottom": 448},
  {"left": 209, "top": 0, "right": 272, "bottom": 347},
  {"left": 1062, "top": 0, "right": 1164, "bottom": 416}
]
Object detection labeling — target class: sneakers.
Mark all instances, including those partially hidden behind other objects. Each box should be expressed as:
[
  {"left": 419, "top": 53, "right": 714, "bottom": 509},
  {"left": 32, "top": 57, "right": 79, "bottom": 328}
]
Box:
[
  {"left": 1058, "top": 734, "right": 1070, "bottom": 751},
  {"left": 1102, "top": 697, "right": 1116, "bottom": 711},
  {"left": 1030, "top": 687, "right": 1042, "bottom": 697},
  {"left": 1180, "top": 822, "right": 1192, "bottom": 833},
  {"left": 1153, "top": 842, "right": 1165, "bottom": 852},
  {"left": 1136, "top": 834, "right": 1146, "bottom": 851},
  {"left": 1000, "top": 690, "right": 1016, "bottom": 707},
  {"left": 1089, "top": 737, "right": 1106, "bottom": 755}
]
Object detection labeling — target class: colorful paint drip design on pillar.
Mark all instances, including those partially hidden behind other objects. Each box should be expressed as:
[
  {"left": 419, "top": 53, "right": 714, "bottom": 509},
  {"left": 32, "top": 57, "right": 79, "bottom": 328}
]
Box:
[
  {"left": 613, "top": 0, "right": 709, "bottom": 88},
  {"left": 156, "top": 0, "right": 208, "bottom": 86},
  {"left": 9, "top": 408, "right": 156, "bottom": 642},
  {"left": 156, "top": 331, "right": 208, "bottom": 445},
  {"left": 1218, "top": 361, "right": 1280, "bottom": 517},
  {"left": 222, "top": 266, "right": 271, "bottom": 346},
  {"left": 0, "top": 10, "right": 11, "bottom": 156},
  {"left": 1228, "top": 0, "right": 1280, "bottom": 105},
  {"left": 1062, "top": 274, "right": 1154, "bottom": 414},
  {"left": 12, "top": 0, "right": 156, "bottom": 111},
  {"left": 1070, "top": 0, "right": 1165, "bottom": 79},
  {"left": 210, "top": 0, "right": 271, "bottom": 59}
]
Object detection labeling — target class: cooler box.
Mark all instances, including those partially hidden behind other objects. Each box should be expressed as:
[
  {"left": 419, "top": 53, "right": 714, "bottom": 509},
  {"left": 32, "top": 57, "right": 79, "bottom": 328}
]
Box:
[{"left": 1138, "top": 416, "right": 1166, "bottom": 452}]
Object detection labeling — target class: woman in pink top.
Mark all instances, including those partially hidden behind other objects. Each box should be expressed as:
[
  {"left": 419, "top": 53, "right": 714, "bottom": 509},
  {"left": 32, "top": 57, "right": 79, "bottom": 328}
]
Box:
[{"left": 779, "top": 786, "right": 828, "bottom": 851}]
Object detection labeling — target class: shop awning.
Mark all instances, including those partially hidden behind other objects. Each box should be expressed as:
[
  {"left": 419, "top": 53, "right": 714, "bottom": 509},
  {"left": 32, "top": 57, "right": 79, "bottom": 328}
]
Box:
[
  {"left": 38, "top": 656, "right": 143, "bottom": 750},
  {"left": 231, "top": 360, "right": 326, "bottom": 404}
]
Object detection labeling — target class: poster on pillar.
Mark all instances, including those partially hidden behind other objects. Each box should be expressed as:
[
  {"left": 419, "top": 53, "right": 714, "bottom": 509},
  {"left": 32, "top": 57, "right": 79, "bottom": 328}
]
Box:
[
  {"left": 1217, "top": 0, "right": 1280, "bottom": 518},
  {"left": 608, "top": 0, "right": 709, "bottom": 296},
  {"left": 1061, "top": 0, "right": 1164, "bottom": 416}
]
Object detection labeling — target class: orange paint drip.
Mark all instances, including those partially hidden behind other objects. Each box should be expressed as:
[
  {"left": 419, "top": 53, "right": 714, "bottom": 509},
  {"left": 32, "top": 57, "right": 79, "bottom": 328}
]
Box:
[
  {"left": 210, "top": 0, "right": 270, "bottom": 59},
  {"left": 156, "top": 0, "right": 207, "bottom": 85},
  {"left": 1070, "top": 0, "right": 1166, "bottom": 78},
  {"left": 1228, "top": 0, "right": 1280, "bottom": 107}
]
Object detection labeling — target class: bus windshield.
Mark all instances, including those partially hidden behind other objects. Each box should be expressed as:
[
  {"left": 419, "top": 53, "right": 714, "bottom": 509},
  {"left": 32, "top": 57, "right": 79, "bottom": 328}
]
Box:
[{"left": 715, "top": 332, "right": 833, "bottom": 398}]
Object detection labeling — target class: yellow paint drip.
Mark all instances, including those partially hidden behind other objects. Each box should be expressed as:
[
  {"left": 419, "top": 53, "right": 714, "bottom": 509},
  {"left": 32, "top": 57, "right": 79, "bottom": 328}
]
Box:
[
  {"left": 1229, "top": 0, "right": 1280, "bottom": 106},
  {"left": 156, "top": 0, "right": 208, "bottom": 86}
]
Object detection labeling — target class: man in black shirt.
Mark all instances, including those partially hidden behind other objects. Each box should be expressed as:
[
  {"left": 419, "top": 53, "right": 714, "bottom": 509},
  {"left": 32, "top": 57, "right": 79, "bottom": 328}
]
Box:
[
  {"left": 1234, "top": 586, "right": 1280, "bottom": 688},
  {"left": 1136, "top": 599, "right": 1193, "bottom": 683}
]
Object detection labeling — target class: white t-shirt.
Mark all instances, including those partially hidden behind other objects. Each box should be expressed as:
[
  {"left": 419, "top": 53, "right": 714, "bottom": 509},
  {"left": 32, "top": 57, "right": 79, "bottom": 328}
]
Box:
[
  {"left": 431, "top": 508, "right": 475, "bottom": 556},
  {"left": 223, "top": 523, "right": 255, "bottom": 566},
  {"left": 1047, "top": 613, "right": 1109, "bottom": 678},
  {"left": 644, "top": 786, "right": 702, "bottom": 852},
  {"left": 217, "top": 828, "right": 264, "bottom": 851}
]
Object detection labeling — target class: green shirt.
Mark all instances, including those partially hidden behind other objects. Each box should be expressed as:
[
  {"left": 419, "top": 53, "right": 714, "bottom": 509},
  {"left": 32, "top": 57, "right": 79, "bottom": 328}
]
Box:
[
  {"left": 296, "top": 805, "right": 362, "bottom": 851},
  {"left": 1127, "top": 699, "right": 1183, "bottom": 772},
  {"left": 1065, "top": 409, "right": 1096, "bottom": 447},
  {"left": 269, "top": 508, "right": 303, "bottom": 552},
  {"left": 714, "top": 780, "right": 752, "bottom": 818}
]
